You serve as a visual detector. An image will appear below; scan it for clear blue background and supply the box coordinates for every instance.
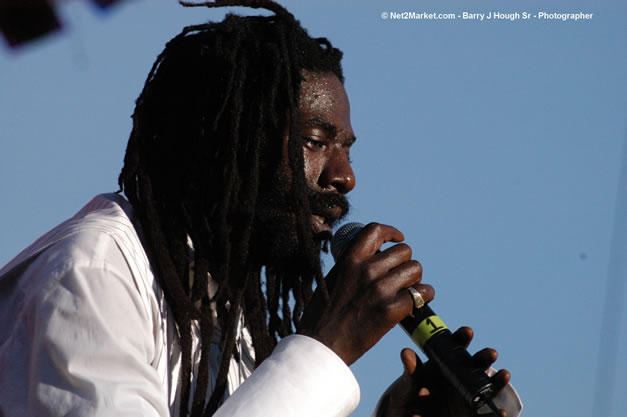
[1,1,625,416]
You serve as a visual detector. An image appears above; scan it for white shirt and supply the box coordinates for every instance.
[0,193,359,417]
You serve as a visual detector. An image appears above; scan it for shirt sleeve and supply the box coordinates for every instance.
[0,233,170,417]
[215,335,360,417]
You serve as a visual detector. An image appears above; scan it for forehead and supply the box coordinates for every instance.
[298,72,352,130]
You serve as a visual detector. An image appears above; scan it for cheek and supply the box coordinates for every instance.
[303,150,324,189]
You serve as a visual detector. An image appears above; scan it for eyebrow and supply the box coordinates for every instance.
[304,116,336,136]
[303,116,357,146]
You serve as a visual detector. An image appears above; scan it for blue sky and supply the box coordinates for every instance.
[1,1,625,416]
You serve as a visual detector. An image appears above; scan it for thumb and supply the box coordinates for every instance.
[400,348,421,377]
[400,348,436,406]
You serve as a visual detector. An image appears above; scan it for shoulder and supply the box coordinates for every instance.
[50,193,152,280]
[2,193,150,280]
[0,196,172,416]
[0,193,162,334]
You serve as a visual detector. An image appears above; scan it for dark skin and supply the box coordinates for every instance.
[292,72,511,416]
[376,328,511,417]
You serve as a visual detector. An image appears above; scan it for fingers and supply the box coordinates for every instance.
[399,348,434,397]
[470,346,511,391]
[457,333,511,391]
[387,282,434,319]
[343,223,428,317]
[400,347,421,376]
[490,369,511,392]
[473,347,498,368]
[365,242,414,280]
[410,284,434,305]
[398,347,510,417]
[451,326,473,349]
[375,257,422,296]
[466,340,511,398]
[345,223,405,261]
[316,222,437,364]
[373,258,433,320]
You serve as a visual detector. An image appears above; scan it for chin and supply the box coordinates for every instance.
[253,220,329,275]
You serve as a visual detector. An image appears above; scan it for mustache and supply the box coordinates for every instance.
[308,190,350,222]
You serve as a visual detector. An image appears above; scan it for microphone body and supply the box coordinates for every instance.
[331,222,498,413]
[400,304,495,408]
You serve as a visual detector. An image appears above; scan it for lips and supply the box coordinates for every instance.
[311,214,330,235]
[307,189,350,238]
[311,205,343,236]
[312,214,326,224]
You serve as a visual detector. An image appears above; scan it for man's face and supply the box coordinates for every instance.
[299,71,356,237]
[254,71,356,265]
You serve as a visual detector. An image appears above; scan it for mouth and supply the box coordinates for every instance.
[311,205,343,237]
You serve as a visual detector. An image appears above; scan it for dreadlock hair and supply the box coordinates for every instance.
[117,1,344,416]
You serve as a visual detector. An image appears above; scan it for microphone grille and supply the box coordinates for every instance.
[331,222,365,261]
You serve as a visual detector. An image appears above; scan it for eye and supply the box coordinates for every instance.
[302,136,325,149]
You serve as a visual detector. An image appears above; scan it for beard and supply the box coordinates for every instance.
[251,175,350,271]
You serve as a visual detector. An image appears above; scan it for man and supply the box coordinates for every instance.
[0,1,521,416]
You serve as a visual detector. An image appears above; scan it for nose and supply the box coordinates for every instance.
[320,149,356,195]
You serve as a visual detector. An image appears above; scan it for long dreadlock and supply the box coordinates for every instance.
[117,1,344,416]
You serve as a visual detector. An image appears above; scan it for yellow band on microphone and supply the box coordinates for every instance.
[411,315,448,348]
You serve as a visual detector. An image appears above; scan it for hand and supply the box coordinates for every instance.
[374,327,511,417]
[299,222,434,365]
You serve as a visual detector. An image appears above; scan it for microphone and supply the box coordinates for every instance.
[331,222,501,416]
